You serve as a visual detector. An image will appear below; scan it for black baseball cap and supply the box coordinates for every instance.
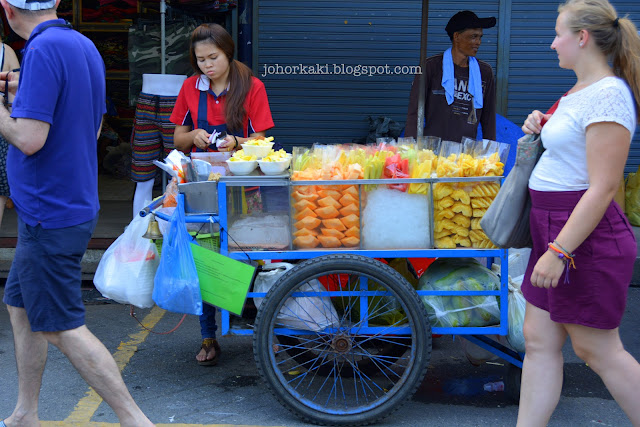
[445,10,496,39]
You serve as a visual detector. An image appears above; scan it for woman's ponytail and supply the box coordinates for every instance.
[612,18,640,119]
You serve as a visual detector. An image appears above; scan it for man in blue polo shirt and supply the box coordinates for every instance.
[0,0,154,426]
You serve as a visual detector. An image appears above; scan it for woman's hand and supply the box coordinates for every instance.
[216,135,237,152]
[192,129,212,151]
[530,250,565,288]
[522,110,552,135]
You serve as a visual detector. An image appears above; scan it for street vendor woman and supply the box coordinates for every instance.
[405,10,497,142]
[169,23,274,366]
[170,23,274,154]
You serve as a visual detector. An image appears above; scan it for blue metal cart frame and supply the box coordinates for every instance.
[142,176,525,425]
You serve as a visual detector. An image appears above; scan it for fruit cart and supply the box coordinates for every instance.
[142,174,524,426]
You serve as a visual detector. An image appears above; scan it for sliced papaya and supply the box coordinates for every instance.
[296,185,317,195]
[324,184,342,191]
[294,207,317,220]
[339,204,359,217]
[318,235,342,248]
[340,214,359,229]
[342,185,359,198]
[293,235,320,249]
[317,196,342,210]
[293,227,318,237]
[294,216,321,230]
[317,189,342,200]
[339,193,359,207]
[315,205,340,219]
[322,218,347,231]
[293,199,317,211]
[292,191,319,202]
[344,226,360,238]
[341,236,360,247]
[321,228,345,239]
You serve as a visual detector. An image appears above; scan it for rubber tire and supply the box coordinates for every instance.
[253,254,432,426]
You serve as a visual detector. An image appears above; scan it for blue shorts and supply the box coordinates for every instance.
[3,215,98,332]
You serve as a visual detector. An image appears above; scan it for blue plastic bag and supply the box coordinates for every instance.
[153,195,203,315]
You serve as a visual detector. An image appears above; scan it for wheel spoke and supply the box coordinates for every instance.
[255,255,431,423]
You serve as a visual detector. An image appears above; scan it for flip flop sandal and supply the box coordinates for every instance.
[197,338,221,366]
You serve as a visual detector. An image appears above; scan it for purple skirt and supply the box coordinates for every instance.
[521,189,636,329]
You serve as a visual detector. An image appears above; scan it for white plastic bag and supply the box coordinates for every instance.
[254,263,339,332]
[491,248,531,279]
[507,275,526,353]
[94,214,159,308]
[253,263,294,310]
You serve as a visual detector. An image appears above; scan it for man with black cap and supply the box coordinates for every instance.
[405,10,497,142]
[0,0,154,426]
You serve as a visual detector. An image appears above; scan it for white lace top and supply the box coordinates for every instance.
[529,77,637,191]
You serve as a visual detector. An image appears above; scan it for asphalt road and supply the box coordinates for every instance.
[1,285,639,427]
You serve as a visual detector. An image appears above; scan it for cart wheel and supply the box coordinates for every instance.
[506,364,522,403]
[253,254,431,426]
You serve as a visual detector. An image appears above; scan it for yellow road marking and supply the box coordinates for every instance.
[43,424,271,427]
[63,306,166,424]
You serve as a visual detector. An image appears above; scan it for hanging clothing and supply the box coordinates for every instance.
[130,93,180,182]
[127,18,198,106]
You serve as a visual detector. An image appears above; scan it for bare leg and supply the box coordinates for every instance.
[43,325,154,427]
[133,179,154,219]
[4,305,48,427]
[567,324,640,426]
[516,303,568,427]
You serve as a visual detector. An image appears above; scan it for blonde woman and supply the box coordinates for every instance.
[518,0,640,425]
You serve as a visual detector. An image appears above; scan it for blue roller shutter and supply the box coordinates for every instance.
[257,1,500,149]
[506,0,640,173]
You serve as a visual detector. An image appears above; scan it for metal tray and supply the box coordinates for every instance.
[220,170,290,186]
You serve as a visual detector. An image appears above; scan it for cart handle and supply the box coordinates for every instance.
[139,195,166,217]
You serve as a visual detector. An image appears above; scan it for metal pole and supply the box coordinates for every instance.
[416,0,429,138]
[160,0,167,190]
[160,0,166,74]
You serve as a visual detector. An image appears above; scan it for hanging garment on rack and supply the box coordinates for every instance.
[93,34,129,70]
[82,3,137,22]
[128,18,198,106]
[130,93,180,182]
[172,0,237,14]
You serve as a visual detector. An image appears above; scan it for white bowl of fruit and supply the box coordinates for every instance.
[258,149,292,175]
[226,149,258,175]
[241,136,275,159]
